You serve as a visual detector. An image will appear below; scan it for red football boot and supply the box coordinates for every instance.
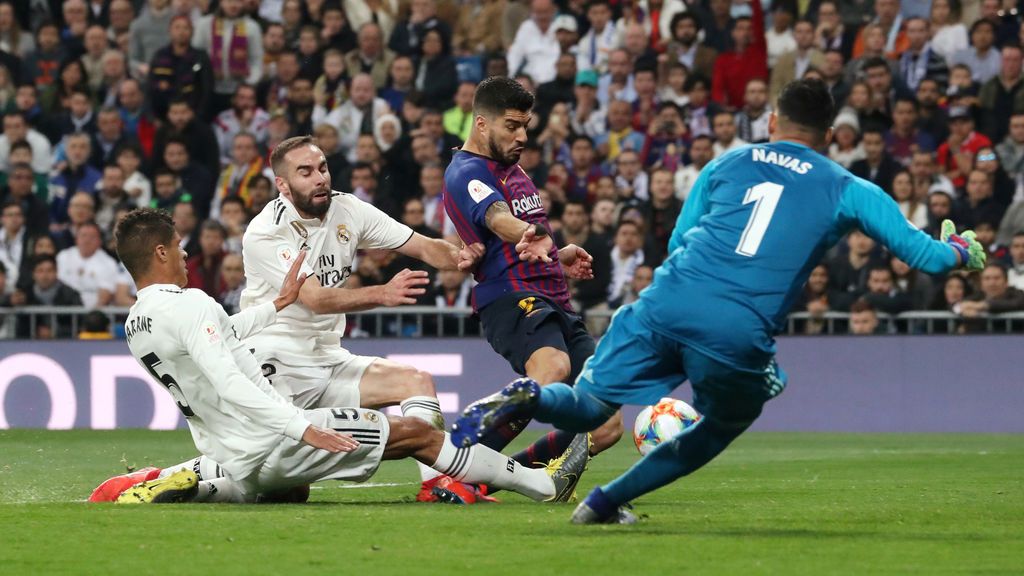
[88,467,161,502]
[426,476,501,504]
[416,475,449,502]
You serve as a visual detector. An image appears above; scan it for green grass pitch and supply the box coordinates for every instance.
[1,430,1021,575]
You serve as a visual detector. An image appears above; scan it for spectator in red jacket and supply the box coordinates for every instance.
[185,220,226,298]
[711,0,767,110]
[937,105,992,188]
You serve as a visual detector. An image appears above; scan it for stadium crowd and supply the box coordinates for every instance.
[0,0,1023,339]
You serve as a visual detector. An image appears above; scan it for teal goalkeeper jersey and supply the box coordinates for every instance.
[633,141,958,370]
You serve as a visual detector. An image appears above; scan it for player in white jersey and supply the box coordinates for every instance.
[240,135,493,500]
[90,136,489,503]
[107,208,587,504]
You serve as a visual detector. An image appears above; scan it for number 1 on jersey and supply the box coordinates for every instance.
[736,182,784,257]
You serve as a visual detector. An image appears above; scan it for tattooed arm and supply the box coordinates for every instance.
[484,201,554,263]
[484,201,544,243]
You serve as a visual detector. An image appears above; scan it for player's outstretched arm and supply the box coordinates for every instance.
[179,295,313,442]
[396,233,485,271]
[842,178,975,274]
[484,200,540,242]
[299,267,431,312]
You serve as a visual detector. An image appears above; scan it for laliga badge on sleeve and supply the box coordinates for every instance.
[468,179,497,204]
[204,323,220,343]
[277,244,294,266]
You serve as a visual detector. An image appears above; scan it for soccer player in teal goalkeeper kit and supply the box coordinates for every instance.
[450,79,987,524]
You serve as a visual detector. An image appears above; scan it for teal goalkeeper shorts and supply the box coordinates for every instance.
[575,304,787,426]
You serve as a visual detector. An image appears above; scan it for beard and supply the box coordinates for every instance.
[487,134,522,166]
[291,184,331,217]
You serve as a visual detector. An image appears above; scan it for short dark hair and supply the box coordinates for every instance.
[473,76,534,118]
[32,253,57,272]
[984,261,1008,278]
[570,134,594,147]
[164,135,189,150]
[153,167,176,181]
[868,264,894,279]
[564,199,587,211]
[894,97,919,112]
[683,72,710,92]
[616,219,642,234]
[221,195,246,211]
[10,140,33,155]
[270,135,315,176]
[670,11,701,34]
[776,79,836,137]
[861,126,886,139]
[200,219,227,238]
[79,220,103,236]
[115,208,177,278]
[81,310,111,334]
[969,18,996,37]
[114,142,142,159]
[850,298,876,314]
[862,56,890,73]
[3,110,27,125]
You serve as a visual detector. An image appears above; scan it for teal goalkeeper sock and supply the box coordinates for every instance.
[602,417,749,505]
[535,383,617,432]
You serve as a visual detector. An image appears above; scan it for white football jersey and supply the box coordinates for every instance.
[126,284,311,479]
[240,192,413,364]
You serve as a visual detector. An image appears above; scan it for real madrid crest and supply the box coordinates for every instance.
[336,224,350,243]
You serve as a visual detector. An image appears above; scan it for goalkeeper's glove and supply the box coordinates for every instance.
[940,219,986,271]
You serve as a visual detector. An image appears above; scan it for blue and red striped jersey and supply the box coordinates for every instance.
[443,149,572,312]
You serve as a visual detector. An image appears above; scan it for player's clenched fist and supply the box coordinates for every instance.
[379,268,429,306]
[302,425,360,453]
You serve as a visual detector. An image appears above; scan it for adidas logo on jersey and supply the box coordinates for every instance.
[751,148,813,175]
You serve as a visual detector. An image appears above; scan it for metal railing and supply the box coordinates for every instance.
[1,306,1023,339]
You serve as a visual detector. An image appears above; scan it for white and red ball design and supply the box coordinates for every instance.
[633,398,702,456]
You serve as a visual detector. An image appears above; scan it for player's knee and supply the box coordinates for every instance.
[409,369,436,396]
[527,350,572,384]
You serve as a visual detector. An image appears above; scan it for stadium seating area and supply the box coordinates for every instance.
[1,0,1024,339]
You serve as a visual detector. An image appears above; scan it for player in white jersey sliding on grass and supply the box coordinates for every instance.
[91,136,513,504]
[107,208,587,504]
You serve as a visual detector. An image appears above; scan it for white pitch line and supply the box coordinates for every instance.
[311,482,417,490]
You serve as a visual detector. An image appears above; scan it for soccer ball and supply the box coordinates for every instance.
[632,398,701,456]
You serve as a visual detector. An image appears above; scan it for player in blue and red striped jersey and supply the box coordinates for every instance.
[444,77,624,499]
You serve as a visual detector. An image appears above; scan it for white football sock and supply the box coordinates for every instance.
[429,433,555,501]
[191,478,247,503]
[157,456,223,480]
[401,396,445,483]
